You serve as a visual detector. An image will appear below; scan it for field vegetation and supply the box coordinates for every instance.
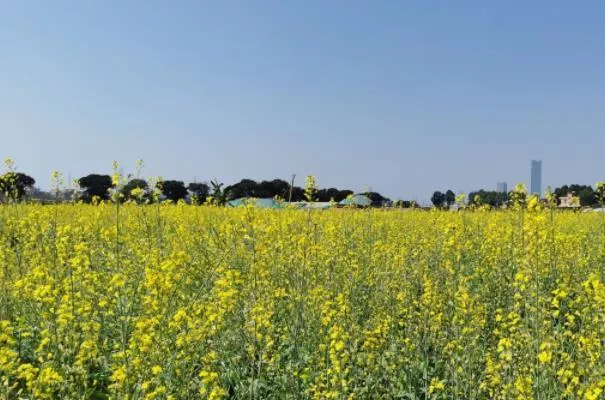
[1,192,604,399]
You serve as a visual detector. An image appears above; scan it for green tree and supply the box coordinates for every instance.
[445,190,456,207]
[121,178,149,202]
[317,188,354,202]
[157,180,188,203]
[258,179,291,198]
[468,190,507,207]
[431,191,446,208]
[284,186,305,202]
[223,177,354,203]
[225,179,258,199]
[0,172,36,202]
[578,188,596,207]
[393,200,415,208]
[210,180,228,205]
[78,174,113,202]
[553,184,596,207]
[187,182,210,204]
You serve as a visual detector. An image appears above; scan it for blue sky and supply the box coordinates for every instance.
[1,1,604,201]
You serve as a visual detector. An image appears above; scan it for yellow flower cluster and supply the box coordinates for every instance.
[0,202,603,398]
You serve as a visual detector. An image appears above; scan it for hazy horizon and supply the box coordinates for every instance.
[2,1,604,201]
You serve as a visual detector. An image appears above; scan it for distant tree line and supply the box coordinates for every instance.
[70,175,390,205]
[432,184,605,209]
[223,178,366,203]
[553,184,601,207]
[1,165,602,209]
[75,174,211,204]
[468,190,508,207]
[392,200,419,208]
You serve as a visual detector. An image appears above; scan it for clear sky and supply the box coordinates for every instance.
[1,1,604,201]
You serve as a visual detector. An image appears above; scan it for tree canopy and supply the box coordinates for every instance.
[316,188,354,202]
[553,184,597,207]
[0,172,36,202]
[224,179,369,203]
[468,190,508,207]
[431,189,456,208]
[78,174,113,202]
[393,200,418,208]
[187,182,210,203]
[121,178,149,201]
[431,191,446,208]
[445,190,456,207]
[157,180,188,203]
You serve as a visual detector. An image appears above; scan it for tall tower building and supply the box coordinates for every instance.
[497,182,507,194]
[530,160,542,197]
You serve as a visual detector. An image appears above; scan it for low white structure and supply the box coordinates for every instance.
[558,193,580,208]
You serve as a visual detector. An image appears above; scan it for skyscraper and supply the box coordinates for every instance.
[497,182,507,194]
[530,160,542,197]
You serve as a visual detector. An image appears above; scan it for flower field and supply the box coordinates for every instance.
[0,204,604,399]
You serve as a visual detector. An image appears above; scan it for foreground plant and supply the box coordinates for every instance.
[0,201,603,399]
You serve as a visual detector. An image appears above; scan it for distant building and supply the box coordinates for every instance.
[530,160,542,197]
[559,193,580,208]
[496,182,507,194]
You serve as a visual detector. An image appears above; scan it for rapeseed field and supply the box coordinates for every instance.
[0,202,604,399]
